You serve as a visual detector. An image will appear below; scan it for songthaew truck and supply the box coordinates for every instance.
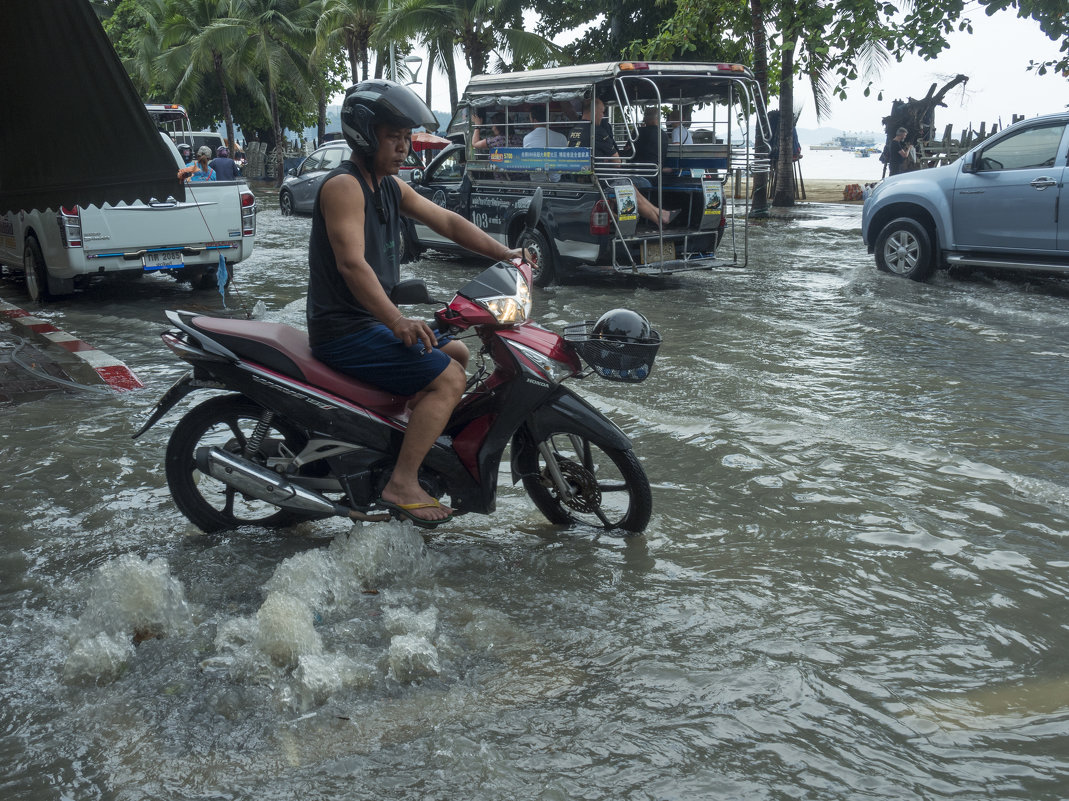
[403,61,770,285]
[0,104,256,301]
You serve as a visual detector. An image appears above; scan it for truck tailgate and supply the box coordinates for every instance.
[82,186,243,253]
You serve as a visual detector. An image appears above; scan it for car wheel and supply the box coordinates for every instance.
[874,217,935,281]
[524,228,557,288]
[279,189,295,216]
[23,235,52,302]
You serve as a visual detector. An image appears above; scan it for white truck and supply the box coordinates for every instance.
[0,104,257,301]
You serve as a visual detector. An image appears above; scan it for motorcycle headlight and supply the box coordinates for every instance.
[480,274,532,324]
[510,341,576,383]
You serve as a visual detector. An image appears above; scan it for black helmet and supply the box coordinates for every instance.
[341,79,438,158]
[593,308,653,343]
[177,142,192,160]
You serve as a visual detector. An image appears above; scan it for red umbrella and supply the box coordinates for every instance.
[411,131,451,153]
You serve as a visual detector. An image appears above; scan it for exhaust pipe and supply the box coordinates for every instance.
[195,446,389,521]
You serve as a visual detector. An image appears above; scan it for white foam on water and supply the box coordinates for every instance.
[63,554,193,682]
[388,634,441,683]
[256,593,323,668]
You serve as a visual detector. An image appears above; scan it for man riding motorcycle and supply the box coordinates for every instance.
[307,79,528,528]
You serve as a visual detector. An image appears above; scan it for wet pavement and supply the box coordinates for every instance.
[3,190,1069,801]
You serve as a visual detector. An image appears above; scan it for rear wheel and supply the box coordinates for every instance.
[165,395,317,533]
[279,189,295,216]
[874,217,935,281]
[518,428,651,533]
[23,236,52,302]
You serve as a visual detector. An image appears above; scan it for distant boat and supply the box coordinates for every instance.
[855,149,869,157]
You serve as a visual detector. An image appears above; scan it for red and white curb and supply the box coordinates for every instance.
[0,299,144,391]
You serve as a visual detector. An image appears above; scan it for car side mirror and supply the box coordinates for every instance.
[390,278,434,305]
[960,152,976,174]
[287,168,297,177]
[409,169,424,184]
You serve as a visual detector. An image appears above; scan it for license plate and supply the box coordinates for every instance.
[142,250,184,270]
[643,240,676,264]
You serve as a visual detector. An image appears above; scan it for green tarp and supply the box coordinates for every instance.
[0,0,184,215]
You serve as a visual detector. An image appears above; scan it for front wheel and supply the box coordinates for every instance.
[518,428,651,533]
[279,189,295,216]
[165,395,317,533]
[874,217,935,281]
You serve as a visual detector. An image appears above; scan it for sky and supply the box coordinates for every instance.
[390,7,1065,136]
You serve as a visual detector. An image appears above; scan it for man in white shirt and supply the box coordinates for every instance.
[668,109,693,145]
[523,105,568,181]
[523,105,568,148]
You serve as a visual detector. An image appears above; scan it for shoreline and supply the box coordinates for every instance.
[791,177,873,204]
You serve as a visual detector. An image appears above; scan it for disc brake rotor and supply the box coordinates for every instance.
[542,459,601,513]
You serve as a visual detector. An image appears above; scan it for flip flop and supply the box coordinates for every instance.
[375,497,454,530]
[665,208,682,226]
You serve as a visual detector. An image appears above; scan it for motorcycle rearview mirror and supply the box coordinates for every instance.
[524,188,543,235]
[518,187,543,254]
[390,279,436,305]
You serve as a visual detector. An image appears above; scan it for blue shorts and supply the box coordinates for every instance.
[311,324,455,396]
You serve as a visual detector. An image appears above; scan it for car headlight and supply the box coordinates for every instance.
[480,274,532,324]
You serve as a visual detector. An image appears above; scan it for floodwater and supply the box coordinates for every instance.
[2,189,1069,800]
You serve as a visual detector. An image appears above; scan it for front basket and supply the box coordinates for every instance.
[564,321,662,383]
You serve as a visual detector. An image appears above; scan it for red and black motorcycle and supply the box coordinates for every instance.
[134,193,662,534]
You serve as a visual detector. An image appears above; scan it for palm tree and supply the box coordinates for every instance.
[218,0,316,185]
[158,0,245,152]
[315,0,387,82]
[381,0,563,110]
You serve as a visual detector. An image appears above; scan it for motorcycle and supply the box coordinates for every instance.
[134,191,662,534]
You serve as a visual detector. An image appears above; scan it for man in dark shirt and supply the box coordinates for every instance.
[308,80,528,527]
[568,99,679,226]
[880,127,911,176]
[632,107,671,173]
[209,146,240,180]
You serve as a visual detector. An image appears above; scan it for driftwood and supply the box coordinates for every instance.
[881,74,969,143]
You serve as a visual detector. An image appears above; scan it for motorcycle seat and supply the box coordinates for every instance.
[189,316,410,416]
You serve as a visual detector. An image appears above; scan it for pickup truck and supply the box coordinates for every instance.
[405,62,769,286]
[862,112,1068,282]
[0,118,257,301]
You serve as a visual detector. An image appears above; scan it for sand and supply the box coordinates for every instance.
[794,178,869,204]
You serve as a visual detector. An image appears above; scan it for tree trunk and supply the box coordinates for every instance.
[880,74,968,143]
[317,84,327,145]
[771,37,796,207]
[214,53,236,155]
[445,48,458,112]
[749,0,770,215]
[346,32,360,83]
[270,86,285,188]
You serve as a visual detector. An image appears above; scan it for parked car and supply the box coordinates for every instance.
[278,142,424,216]
[862,112,1069,282]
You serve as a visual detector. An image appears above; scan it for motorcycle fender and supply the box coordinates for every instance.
[509,387,632,483]
[131,370,198,440]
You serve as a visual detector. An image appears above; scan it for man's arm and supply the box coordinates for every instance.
[320,173,435,351]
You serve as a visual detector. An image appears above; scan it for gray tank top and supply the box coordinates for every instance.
[306,161,402,346]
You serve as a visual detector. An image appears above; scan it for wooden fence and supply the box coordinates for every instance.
[916,115,1025,168]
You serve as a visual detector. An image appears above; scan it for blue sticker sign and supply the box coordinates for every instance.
[488,147,592,173]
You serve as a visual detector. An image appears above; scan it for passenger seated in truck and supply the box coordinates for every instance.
[568,99,680,226]
[632,107,673,175]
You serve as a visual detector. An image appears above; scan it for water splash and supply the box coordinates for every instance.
[64,554,193,682]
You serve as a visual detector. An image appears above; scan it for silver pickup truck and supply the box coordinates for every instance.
[862,112,1068,282]
[0,105,257,301]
